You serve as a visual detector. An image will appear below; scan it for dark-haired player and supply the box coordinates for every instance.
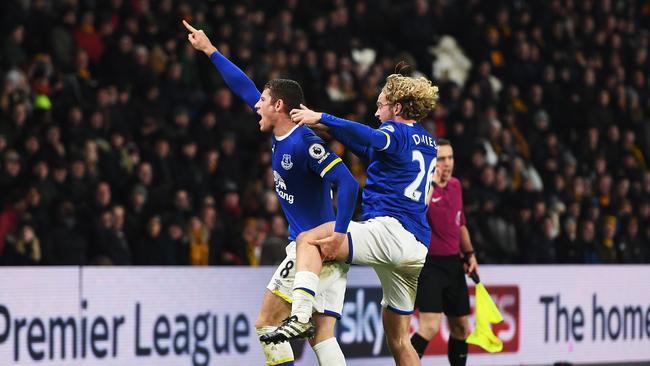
[184,20,358,366]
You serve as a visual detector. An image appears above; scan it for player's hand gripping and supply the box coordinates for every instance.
[290,104,323,126]
[182,20,217,56]
[310,232,346,261]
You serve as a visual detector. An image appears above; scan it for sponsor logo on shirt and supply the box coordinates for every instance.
[273,170,294,204]
[380,125,395,133]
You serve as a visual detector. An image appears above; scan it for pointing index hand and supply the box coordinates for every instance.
[182,19,199,33]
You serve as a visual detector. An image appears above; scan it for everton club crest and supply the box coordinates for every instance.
[281,154,293,170]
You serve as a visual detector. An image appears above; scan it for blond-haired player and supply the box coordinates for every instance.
[262,74,439,366]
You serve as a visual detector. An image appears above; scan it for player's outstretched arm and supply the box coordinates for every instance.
[183,20,260,109]
[319,113,390,151]
[291,105,374,158]
[292,104,389,150]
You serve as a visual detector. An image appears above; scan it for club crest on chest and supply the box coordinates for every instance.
[281,154,293,170]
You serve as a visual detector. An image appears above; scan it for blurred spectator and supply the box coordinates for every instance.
[579,220,599,264]
[92,209,131,265]
[597,216,619,264]
[617,216,646,263]
[555,217,582,264]
[44,200,88,265]
[524,215,557,264]
[4,224,41,265]
[188,216,209,266]
[261,214,289,266]
[132,215,175,265]
[167,219,189,265]
[200,204,224,265]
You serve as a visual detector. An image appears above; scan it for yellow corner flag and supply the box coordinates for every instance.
[466,279,504,353]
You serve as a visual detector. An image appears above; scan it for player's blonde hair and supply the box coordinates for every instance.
[381,74,440,121]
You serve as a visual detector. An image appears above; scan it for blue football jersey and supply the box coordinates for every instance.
[272,125,344,241]
[361,121,438,246]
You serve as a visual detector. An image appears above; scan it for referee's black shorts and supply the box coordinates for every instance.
[415,254,470,316]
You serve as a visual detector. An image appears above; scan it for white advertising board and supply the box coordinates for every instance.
[0,266,648,365]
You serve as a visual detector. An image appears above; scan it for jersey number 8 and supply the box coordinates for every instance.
[280,260,294,278]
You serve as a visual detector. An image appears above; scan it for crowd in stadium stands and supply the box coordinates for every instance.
[1,0,649,266]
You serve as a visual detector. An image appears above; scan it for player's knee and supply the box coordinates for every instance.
[418,322,440,340]
[449,322,469,340]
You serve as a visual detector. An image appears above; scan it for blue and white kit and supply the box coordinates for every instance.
[321,113,438,313]
[209,51,358,317]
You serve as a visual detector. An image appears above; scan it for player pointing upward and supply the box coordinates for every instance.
[263,72,439,365]
[184,20,358,366]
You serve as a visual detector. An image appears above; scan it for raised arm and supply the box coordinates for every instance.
[183,20,260,109]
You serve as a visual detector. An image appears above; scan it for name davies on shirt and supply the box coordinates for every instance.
[411,133,436,148]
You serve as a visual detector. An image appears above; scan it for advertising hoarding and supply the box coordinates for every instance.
[0,266,648,365]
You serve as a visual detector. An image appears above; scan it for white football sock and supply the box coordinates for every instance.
[313,337,346,366]
[291,271,319,323]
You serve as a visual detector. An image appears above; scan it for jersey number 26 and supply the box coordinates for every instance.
[404,150,436,203]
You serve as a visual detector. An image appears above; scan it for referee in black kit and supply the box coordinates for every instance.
[410,139,479,366]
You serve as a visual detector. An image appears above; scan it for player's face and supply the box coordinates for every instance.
[254,88,276,132]
[436,145,454,181]
[374,92,395,122]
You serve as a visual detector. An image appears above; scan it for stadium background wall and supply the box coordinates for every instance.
[0,266,649,366]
